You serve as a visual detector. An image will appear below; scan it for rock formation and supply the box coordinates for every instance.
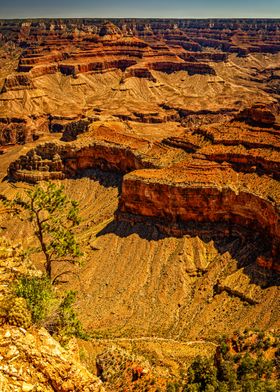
[0,19,278,80]
[0,18,279,350]
[118,161,280,272]
[1,19,280,145]
[0,326,104,391]
[0,237,104,391]
[237,104,276,125]
[0,116,48,146]
[7,110,280,272]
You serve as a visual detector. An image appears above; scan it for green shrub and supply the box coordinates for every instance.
[14,275,54,323]
[13,275,88,344]
[237,353,256,380]
[51,290,89,344]
[187,356,218,391]
[218,360,237,389]
[166,382,180,392]
[220,341,229,356]
[184,384,200,392]
[217,381,230,392]
[166,382,176,392]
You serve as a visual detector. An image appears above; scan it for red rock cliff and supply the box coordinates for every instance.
[118,162,280,272]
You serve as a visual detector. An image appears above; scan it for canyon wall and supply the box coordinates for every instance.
[1,18,280,82]
[1,18,280,274]
[7,112,280,272]
[118,164,280,271]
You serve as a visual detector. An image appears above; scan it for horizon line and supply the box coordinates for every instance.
[1,17,280,20]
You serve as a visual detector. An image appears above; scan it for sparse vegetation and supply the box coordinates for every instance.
[14,274,54,323]
[50,289,90,343]
[3,182,83,284]
[183,330,280,392]
[12,273,88,344]
[93,330,280,391]
[0,182,88,343]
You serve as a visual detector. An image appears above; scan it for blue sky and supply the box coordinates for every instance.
[0,0,279,19]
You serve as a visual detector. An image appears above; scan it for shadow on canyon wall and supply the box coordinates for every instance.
[6,169,280,289]
[74,168,123,191]
[97,217,280,289]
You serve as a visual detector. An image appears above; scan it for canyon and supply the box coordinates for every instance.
[0,18,279,382]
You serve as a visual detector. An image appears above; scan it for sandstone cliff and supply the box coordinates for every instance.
[0,326,104,392]
[118,161,280,272]
[7,110,280,273]
[0,18,279,349]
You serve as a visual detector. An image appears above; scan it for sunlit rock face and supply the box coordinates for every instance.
[0,18,280,342]
[118,162,280,272]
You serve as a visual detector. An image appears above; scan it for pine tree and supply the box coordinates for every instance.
[5,182,82,284]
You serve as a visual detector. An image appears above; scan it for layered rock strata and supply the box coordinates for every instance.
[7,114,280,272]
[8,125,183,181]
[1,18,280,275]
[1,19,280,138]
[117,161,280,271]
[0,116,48,145]
[0,326,104,391]
[1,18,280,82]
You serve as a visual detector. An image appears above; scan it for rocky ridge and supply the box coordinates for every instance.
[7,104,280,272]
[0,237,104,391]
[0,326,104,392]
[0,18,279,345]
[0,19,280,143]
[1,19,280,80]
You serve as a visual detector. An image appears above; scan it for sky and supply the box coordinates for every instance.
[0,0,280,19]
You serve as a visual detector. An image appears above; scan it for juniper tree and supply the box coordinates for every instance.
[5,182,82,284]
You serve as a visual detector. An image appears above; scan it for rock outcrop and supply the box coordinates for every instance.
[237,104,276,125]
[117,161,280,271]
[7,113,280,272]
[0,116,48,146]
[1,19,280,142]
[0,237,104,391]
[0,326,104,391]
[1,73,34,92]
[7,125,162,181]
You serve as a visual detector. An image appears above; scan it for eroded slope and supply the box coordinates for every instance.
[0,19,279,342]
